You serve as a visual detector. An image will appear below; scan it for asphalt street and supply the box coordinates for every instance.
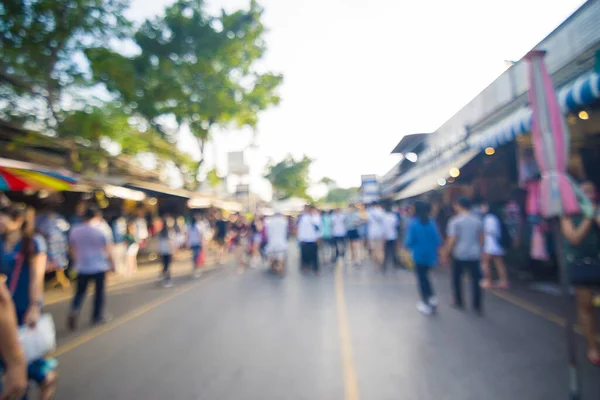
[44,245,600,400]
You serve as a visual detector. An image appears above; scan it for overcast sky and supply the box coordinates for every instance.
[127,0,586,199]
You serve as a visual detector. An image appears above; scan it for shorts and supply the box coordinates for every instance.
[369,238,385,249]
[347,229,360,241]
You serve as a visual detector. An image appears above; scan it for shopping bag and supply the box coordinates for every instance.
[196,249,206,267]
[399,249,414,270]
[18,314,56,363]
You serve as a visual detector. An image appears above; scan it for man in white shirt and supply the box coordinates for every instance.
[383,204,400,270]
[367,202,386,269]
[297,205,322,274]
[265,209,289,275]
[331,208,347,263]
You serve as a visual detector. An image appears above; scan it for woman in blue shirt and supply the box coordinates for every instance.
[1,207,58,399]
[404,201,442,316]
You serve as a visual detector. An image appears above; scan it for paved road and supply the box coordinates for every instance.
[46,245,600,399]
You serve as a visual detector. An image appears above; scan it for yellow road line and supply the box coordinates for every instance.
[489,289,567,327]
[489,288,600,344]
[335,265,360,400]
[51,277,207,357]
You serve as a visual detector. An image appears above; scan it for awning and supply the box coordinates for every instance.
[125,181,191,198]
[390,133,429,154]
[103,185,146,202]
[470,71,600,149]
[394,150,479,201]
[0,157,78,192]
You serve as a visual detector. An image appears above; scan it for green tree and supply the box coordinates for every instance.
[206,168,223,188]
[87,0,283,179]
[323,187,359,206]
[265,155,312,200]
[0,0,188,175]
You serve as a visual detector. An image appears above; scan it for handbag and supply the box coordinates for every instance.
[568,257,600,287]
[9,253,57,363]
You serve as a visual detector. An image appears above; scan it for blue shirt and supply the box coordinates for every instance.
[1,235,47,325]
[404,218,441,267]
[321,215,332,239]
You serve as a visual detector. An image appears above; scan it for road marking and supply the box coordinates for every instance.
[489,288,600,344]
[489,289,567,327]
[51,277,208,357]
[335,265,360,400]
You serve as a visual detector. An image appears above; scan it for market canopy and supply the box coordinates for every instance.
[470,71,600,150]
[0,158,77,192]
[394,150,479,201]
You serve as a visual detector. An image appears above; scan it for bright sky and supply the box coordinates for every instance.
[127,0,587,200]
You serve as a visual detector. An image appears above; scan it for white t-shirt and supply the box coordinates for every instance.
[266,215,289,253]
[367,207,385,240]
[297,213,321,242]
[331,212,347,237]
[383,212,399,241]
[483,214,505,256]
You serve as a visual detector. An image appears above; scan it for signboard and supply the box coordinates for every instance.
[361,175,380,203]
[227,151,249,175]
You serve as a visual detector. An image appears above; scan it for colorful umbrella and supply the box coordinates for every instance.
[526,50,584,400]
[526,50,581,217]
[0,158,77,192]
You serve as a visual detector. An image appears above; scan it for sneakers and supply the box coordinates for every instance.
[428,296,439,308]
[417,302,433,316]
[162,279,174,288]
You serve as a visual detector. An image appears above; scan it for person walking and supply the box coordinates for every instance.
[331,208,347,264]
[404,201,442,315]
[297,205,321,275]
[383,203,400,270]
[321,210,334,264]
[231,214,250,274]
[367,202,386,270]
[561,181,600,365]
[187,216,204,278]
[213,210,228,265]
[481,202,510,289]
[0,277,27,400]
[265,209,289,275]
[345,205,363,266]
[442,198,484,315]
[68,207,115,330]
[158,217,176,288]
[1,207,58,399]
[123,221,139,277]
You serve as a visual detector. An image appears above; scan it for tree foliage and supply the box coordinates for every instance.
[0,0,282,187]
[0,0,130,133]
[87,0,283,176]
[265,155,312,200]
[322,187,359,206]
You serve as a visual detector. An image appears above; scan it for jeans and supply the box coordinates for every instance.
[191,245,201,267]
[71,271,106,321]
[333,236,346,261]
[162,254,172,279]
[384,240,399,269]
[415,264,435,303]
[452,259,482,311]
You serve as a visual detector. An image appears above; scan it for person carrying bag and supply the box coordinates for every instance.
[1,206,58,399]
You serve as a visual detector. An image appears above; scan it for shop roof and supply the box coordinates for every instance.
[390,133,429,155]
